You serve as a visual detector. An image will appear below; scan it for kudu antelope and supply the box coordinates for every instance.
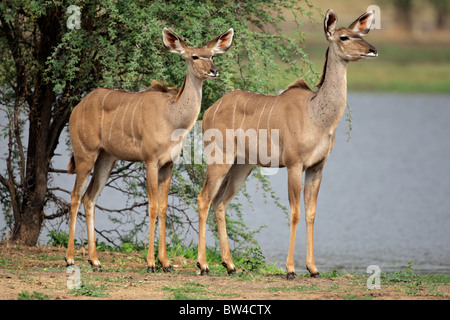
[65,28,234,271]
[197,10,377,279]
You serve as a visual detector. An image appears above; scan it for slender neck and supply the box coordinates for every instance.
[167,67,203,129]
[309,46,349,129]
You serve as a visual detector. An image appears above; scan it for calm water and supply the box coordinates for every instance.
[242,92,450,274]
[2,92,449,274]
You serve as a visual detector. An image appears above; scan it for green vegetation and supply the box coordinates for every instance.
[265,283,321,292]
[1,0,448,300]
[164,281,214,300]
[0,0,313,249]
[380,260,450,296]
[45,232,450,291]
[1,238,448,300]
[46,230,282,274]
[274,43,450,93]
[17,290,52,300]
[347,44,450,93]
[69,283,109,298]
[45,230,450,289]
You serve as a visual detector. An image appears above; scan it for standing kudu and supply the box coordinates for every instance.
[197,10,377,279]
[65,28,234,272]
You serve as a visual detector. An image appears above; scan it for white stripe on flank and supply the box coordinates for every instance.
[121,94,136,139]
[212,100,223,125]
[79,92,93,155]
[82,92,92,138]
[109,94,127,141]
[78,137,87,155]
[100,90,114,140]
[232,93,242,130]
[266,97,279,138]
[256,100,268,132]
[131,94,144,144]
[239,94,253,129]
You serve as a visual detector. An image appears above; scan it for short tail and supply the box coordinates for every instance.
[68,154,76,174]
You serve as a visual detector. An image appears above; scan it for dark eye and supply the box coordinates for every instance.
[192,56,199,60]
[340,36,350,41]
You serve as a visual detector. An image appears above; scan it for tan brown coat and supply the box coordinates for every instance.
[196,10,378,279]
[66,28,234,271]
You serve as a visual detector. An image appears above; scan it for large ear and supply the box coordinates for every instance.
[162,28,188,55]
[324,9,338,39]
[348,11,374,36]
[207,28,234,54]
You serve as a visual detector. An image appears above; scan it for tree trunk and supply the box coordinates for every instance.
[8,207,45,246]
[7,86,53,245]
[6,6,62,246]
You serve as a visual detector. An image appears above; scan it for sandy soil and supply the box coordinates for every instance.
[0,246,448,301]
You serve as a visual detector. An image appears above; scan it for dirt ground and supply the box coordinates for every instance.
[0,245,448,301]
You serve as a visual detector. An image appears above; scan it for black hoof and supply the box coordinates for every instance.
[286,272,296,280]
[227,268,237,275]
[88,260,101,271]
[222,262,236,275]
[65,258,74,267]
[163,266,173,273]
[147,266,155,273]
[197,262,209,275]
[306,266,320,278]
[201,269,209,276]
[87,259,99,267]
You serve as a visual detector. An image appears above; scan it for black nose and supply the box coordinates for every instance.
[210,68,218,76]
[370,48,378,55]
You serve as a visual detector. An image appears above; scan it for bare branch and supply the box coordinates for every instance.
[49,168,70,174]
[95,202,147,214]
[0,173,9,189]
[48,186,71,195]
